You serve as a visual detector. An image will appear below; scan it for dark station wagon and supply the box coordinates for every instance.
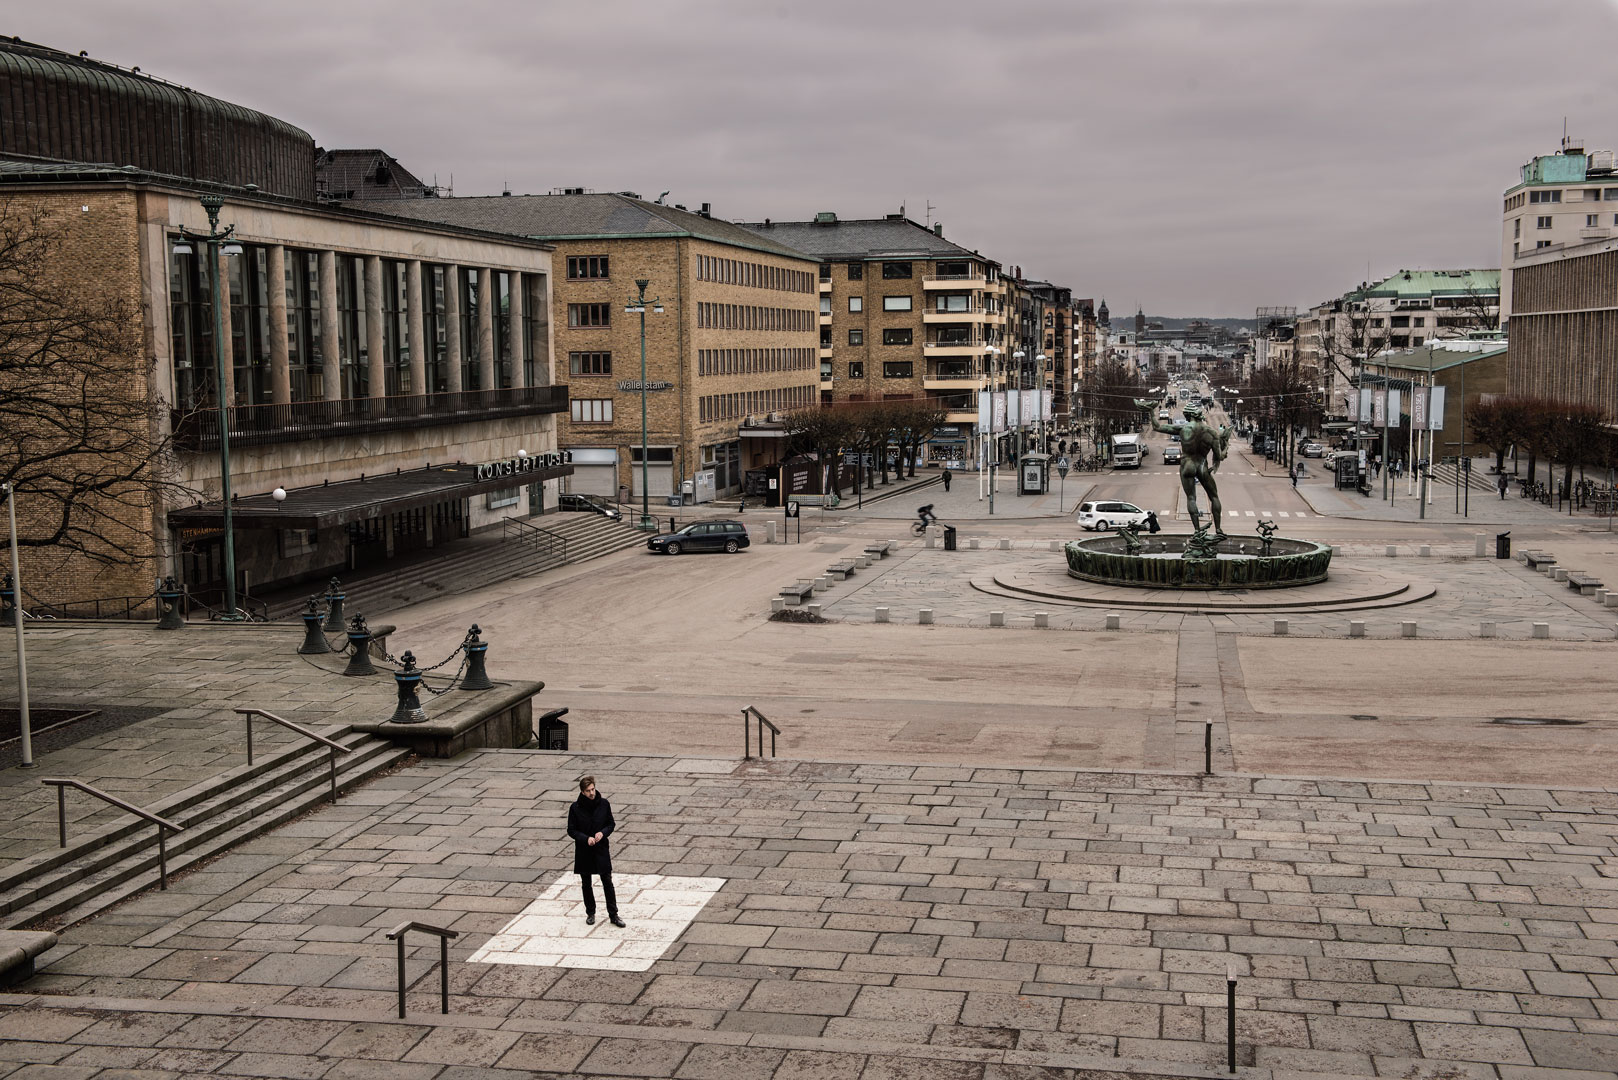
[647,520,750,555]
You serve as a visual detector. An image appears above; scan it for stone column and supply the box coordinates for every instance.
[506,273,523,390]
[216,247,236,406]
[318,250,340,401]
[265,244,291,404]
[477,266,496,392]
[365,255,385,399]
[406,259,426,396]
[443,263,463,394]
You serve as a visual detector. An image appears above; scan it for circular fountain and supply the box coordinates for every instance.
[1064,532,1332,590]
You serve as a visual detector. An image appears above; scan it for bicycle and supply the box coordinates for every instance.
[911,504,939,536]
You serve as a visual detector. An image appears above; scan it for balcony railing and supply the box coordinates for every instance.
[172,386,569,451]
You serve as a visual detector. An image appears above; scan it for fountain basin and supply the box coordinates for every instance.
[1065,534,1332,589]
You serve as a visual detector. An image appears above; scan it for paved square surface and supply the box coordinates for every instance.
[469,872,726,971]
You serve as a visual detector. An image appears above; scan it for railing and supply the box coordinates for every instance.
[184,586,271,623]
[236,708,354,803]
[43,779,185,890]
[172,385,569,451]
[502,517,567,564]
[385,921,458,1018]
[743,705,780,759]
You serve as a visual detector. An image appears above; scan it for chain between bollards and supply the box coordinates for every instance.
[322,577,345,632]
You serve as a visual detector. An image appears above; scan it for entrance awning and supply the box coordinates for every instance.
[167,462,574,531]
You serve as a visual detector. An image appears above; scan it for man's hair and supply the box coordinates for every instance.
[1182,404,1204,419]
[578,775,595,792]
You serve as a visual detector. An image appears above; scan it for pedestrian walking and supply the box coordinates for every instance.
[1145,510,1161,534]
[941,469,952,492]
[1291,462,1300,488]
[1498,472,1509,500]
[567,776,625,927]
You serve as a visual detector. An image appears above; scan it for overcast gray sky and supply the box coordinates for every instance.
[19,0,1617,314]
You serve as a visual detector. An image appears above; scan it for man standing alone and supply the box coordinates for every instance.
[567,776,625,927]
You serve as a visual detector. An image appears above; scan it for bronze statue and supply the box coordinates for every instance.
[1136,399,1233,535]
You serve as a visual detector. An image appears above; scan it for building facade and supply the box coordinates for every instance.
[1501,137,1618,320]
[1507,238,1618,415]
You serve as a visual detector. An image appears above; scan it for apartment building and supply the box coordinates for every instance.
[1501,137,1618,320]
[738,212,1005,466]
[380,194,820,502]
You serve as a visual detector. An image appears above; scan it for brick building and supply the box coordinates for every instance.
[378,194,820,502]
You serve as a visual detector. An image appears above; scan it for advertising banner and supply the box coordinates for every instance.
[1411,387,1428,432]
[992,392,1007,434]
[1358,388,1374,424]
[1019,390,1035,427]
[1371,389,1387,428]
[1426,386,1445,430]
[978,391,991,434]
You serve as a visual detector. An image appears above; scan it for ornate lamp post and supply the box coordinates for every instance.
[624,280,664,531]
[173,196,244,619]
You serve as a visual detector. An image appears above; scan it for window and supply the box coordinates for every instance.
[486,488,520,510]
[568,303,610,327]
[848,329,864,346]
[848,361,865,378]
[1607,189,1618,200]
[819,264,832,281]
[566,255,609,280]
[1537,240,1552,249]
[1589,214,1601,227]
[882,296,913,312]
[935,294,971,313]
[1413,317,1425,327]
[820,326,832,347]
[883,361,913,378]
[280,528,317,558]
[1530,190,1562,204]
[1390,316,1410,328]
[848,297,863,313]
[569,351,612,376]
[1412,337,1424,347]
[819,297,831,315]
[847,262,863,280]
[882,328,913,345]
[1513,219,1521,238]
[1537,216,1552,229]
[571,398,613,423]
[882,262,912,279]
[936,260,970,278]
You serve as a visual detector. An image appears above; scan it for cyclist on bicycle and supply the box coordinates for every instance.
[916,504,939,531]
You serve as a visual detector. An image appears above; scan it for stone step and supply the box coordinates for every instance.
[0,732,409,930]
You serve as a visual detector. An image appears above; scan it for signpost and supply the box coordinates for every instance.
[1056,456,1070,514]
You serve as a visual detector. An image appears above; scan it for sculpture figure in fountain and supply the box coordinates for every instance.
[1136,399,1232,535]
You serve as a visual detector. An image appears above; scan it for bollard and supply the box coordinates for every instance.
[297,597,332,654]
[1480,621,1497,638]
[1330,546,1340,558]
[1226,961,1238,1074]
[1607,592,1618,609]
[968,537,980,550]
[1532,622,1550,639]
[1049,540,1061,552]
[155,575,186,631]
[925,534,936,549]
[1105,613,1121,630]
[1385,545,1398,558]
[998,538,1011,550]
[0,571,15,628]
[918,608,933,625]
[1034,612,1049,628]
[989,611,1005,627]
[767,520,778,544]
[1553,567,1569,582]
[388,652,427,724]
[1273,619,1288,636]
[807,604,822,617]
[1203,719,1213,776]
[771,597,786,613]
[1596,589,1608,605]
[343,615,378,676]
[1419,545,1432,558]
[322,578,346,632]
[815,575,831,591]
[875,606,889,623]
[1400,620,1417,638]
[1475,534,1488,558]
[460,624,492,691]
[1349,620,1365,638]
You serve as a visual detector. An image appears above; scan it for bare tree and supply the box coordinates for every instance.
[1,199,189,567]
[891,398,948,478]
[1464,397,1527,474]
[783,405,858,499]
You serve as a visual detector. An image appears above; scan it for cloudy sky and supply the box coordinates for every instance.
[18,0,1616,315]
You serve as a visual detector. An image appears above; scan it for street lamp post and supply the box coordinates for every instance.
[2,482,32,768]
[625,280,664,531]
[174,196,244,619]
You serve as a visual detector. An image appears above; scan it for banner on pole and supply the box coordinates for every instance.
[978,391,991,434]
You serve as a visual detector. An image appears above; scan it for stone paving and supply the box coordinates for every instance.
[2,752,1614,1079]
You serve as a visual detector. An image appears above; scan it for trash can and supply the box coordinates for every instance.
[1495,532,1511,560]
[536,707,569,751]
[942,525,958,551]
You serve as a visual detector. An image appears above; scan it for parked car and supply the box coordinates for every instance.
[558,493,622,520]
[1077,500,1153,531]
[647,520,749,555]
[1300,442,1326,458]
[1162,444,1183,463]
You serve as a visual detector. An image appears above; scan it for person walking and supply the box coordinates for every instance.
[941,469,952,492]
[1291,461,1300,489]
[567,776,624,927]
[1498,471,1509,500]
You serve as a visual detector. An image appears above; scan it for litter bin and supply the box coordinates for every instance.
[536,707,569,751]
[1495,532,1511,560]
[942,525,958,551]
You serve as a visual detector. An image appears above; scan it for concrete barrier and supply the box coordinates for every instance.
[1034,612,1050,628]
[770,597,786,613]
[807,604,822,618]
[1532,622,1550,639]
[998,538,1011,550]
[989,611,1005,627]
[1607,592,1618,609]
[1596,589,1608,605]
[1553,568,1569,582]
[1386,545,1398,558]
[1475,534,1487,557]
[815,576,830,592]
[1331,546,1340,557]
[1401,620,1417,638]
[1104,613,1121,630]
[968,537,981,550]
[1274,619,1288,636]
[1419,545,1432,558]
[767,520,778,544]
[1349,620,1365,638]
[1480,621,1496,638]
[875,607,889,623]
[1049,540,1062,552]
[919,609,934,625]
[925,535,936,549]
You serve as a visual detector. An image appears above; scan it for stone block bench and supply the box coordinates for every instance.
[779,582,814,606]
[826,560,858,581]
[1567,571,1604,596]
[1521,550,1556,572]
[0,930,57,986]
[865,541,896,559]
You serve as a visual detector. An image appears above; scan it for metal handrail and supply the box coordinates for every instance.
[502,517,568,563]
[43,779,186,890]
[385,921,458,1017]
[235,708,354,803]
[743,705,780,759]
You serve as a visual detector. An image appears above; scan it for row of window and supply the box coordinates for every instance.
[820,259,990,282]
[816,294,992,315]
[696,347,816,376]
[695,302,815,331]
[1509,187,1618,213]
[822,328,913,346]
[571,398,613,424]
[841,362,913,379]
[566,255,609,281]
[695,254,813,294]
[698,385,816,423]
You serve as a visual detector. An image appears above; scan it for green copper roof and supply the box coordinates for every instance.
[1353,269,1499,301]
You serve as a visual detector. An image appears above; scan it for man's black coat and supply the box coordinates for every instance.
[567,793,616,875]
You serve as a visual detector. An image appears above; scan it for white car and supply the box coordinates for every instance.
[1077,500,1153,531]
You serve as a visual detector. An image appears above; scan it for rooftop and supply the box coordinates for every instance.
[736,214,994,263]
[1353,268,1500,301]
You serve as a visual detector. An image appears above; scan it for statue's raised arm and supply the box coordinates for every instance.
[1134,398,1175,436]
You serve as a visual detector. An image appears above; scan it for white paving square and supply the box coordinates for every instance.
[466,872,726,971]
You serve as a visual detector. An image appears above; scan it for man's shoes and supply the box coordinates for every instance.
[609,915,626,928]
[586,913,596,925]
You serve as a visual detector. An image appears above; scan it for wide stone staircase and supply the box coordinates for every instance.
[266,512,646,621]
[0,727,411,931]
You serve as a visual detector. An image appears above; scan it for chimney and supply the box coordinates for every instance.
[699,202,711,218]
[933,222,943,236]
